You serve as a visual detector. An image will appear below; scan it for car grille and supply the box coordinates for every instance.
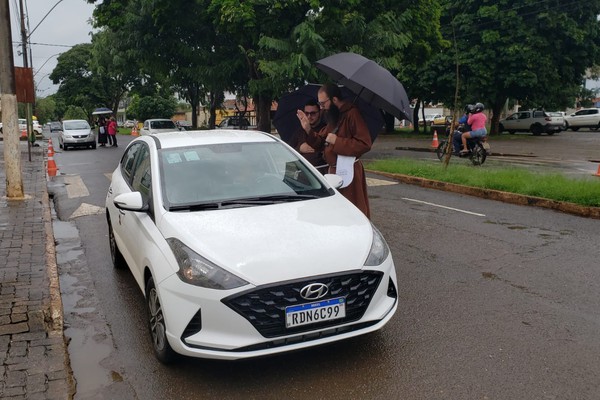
[73,135,89,139]
[222,271,383,338]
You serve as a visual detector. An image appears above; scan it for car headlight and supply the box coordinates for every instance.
[167,238,248,290]
[364,225,390,266]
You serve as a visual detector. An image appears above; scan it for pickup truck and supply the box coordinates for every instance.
[498,110,564,136]
[564,108,600,131]
[217,116,252,129]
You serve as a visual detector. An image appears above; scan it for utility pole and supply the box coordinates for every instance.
[0,0,25,198]
[19,0,34,160]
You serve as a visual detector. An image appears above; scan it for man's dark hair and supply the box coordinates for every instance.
[304,99,319,108]
[319,83,342,101]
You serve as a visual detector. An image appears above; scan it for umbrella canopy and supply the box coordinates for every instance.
[273,83,384,145]
[92,107,113,115]
[315,52,412,123]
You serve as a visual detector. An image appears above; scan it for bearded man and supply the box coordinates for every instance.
[297,83,372,218]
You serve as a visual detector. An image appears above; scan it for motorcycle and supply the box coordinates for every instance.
[435,124,490,166]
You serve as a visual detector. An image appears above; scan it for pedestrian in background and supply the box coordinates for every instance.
[98,116,108,147]
[107,116,118,147]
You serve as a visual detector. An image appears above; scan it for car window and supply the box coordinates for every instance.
[121,143,144,183]
[131,146,151,200]
[160,142,330,207]
[150,120,176,129]
[63,121,90,130]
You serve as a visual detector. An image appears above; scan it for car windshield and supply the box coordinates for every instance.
[50,122,62,130]
[160,141,332,209]
[150,120,176,129]
[63,121,89,130]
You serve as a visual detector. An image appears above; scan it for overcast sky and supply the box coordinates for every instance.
[9,0,96,96]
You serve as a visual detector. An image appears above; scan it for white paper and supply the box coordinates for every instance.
[336,155,355,188]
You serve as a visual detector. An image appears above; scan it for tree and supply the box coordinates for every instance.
[127,95,177,121]
[35,96,57,123]
[434,0,600,134]
[63,105,88,120]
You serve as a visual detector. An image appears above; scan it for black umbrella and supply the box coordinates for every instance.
[315,52,412,123]
[273,83,384,145]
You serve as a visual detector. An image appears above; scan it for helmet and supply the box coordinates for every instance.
[465,104,475,113]
[474,102,485,113]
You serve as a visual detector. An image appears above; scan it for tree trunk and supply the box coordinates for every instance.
[412,100,421,133]
[490,100,504,135]
[256,94,271,133]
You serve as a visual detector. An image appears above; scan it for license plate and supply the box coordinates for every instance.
[285,297,346,328]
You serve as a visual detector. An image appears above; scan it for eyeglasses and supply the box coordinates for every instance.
[304,111,319,116]
[318,98,330,107]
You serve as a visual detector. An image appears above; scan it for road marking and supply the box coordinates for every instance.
[64,175,89,198]
[104,173,112,181]
[69,203,106,220]
[402,197,486,216]
[367,177,398,187]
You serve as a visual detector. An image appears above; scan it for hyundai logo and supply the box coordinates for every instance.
[300,283,329,301]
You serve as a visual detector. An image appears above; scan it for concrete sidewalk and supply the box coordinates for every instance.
[0,142,73,399]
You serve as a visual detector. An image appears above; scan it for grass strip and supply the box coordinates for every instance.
[365,158,600,207]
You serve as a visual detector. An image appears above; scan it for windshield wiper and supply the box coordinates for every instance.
[221,194,319,205]
[168,203,220,211]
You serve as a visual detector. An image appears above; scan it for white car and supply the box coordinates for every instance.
[140,119,180,135]
[564,108,600,131]
[59,119,96,150]
[105,130,398,362]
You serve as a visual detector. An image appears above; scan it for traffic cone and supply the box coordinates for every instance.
[47,140,54,157]
[594,163,600,177]
[431,130,439,148]
[131,126,139,136]
[21,129,27,139]
[47,153,58,177]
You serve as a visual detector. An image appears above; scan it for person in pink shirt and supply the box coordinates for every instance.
[461,102,487,154]
[107,116,118,147]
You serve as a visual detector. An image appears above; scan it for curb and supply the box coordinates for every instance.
[394,146,537,158]
[368,170,600,220]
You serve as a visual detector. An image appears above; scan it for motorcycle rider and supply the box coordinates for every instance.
[460,102,487,155]
[453,104,474,154]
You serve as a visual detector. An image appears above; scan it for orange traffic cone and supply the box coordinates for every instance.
[47,152,58,177]
[131,126,139,136]
[431,130,439,148]
[594,164,600,177]
[21,129,27,139]
[47,140,54,157]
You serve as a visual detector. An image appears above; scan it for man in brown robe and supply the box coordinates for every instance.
[287,100,328,174]
[297,83,372,218]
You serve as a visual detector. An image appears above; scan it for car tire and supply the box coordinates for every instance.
[63,145,68,151]
[498,123,505,133]
[531,125,542,136]
[91,143,97,149]
[107,217,126,269]
[146,276,177,364]
[547,131,555,136]
[508,130,516,135]
[571,127,579,132]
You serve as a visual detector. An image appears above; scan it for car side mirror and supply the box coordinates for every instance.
[324,174,343,189]
[113,192,149,212]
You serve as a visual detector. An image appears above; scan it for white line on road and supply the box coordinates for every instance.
[402,197,486,216]
[64,175,89,198]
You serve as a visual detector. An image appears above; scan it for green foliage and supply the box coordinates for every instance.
[365,158,600,207]
[127,96,177,121]
[63,105,88,120]
[35,97,57,123]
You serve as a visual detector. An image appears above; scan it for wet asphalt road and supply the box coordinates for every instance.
[47,129,600,399]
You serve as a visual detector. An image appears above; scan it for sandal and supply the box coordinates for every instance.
[459,149,469,155]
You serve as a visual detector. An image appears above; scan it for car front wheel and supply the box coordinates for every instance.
[107,217,126,269]
[146,277,177,364]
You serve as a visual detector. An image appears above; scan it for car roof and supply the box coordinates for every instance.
[146,118,173,122]
[62,119,88,123]
[143,129,276,149]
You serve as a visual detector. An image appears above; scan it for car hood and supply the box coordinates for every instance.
[151,128,178,134]
[64,129,91,135]
[157,196,373,285]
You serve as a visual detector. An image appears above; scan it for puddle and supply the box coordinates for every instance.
[52,215,120,399]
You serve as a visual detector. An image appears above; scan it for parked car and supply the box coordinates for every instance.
[59,119,96,150]
[564,108,600,131]
[105,130,398,362]
[498,110,563,135]
[140,119,180,135]
[49,121,63,133]
[175,120,192,130]
[123,120,136,128]
[418,114,442,126]
[0,118,41,135]
[430,115,453,133]
[217,116,251,129]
